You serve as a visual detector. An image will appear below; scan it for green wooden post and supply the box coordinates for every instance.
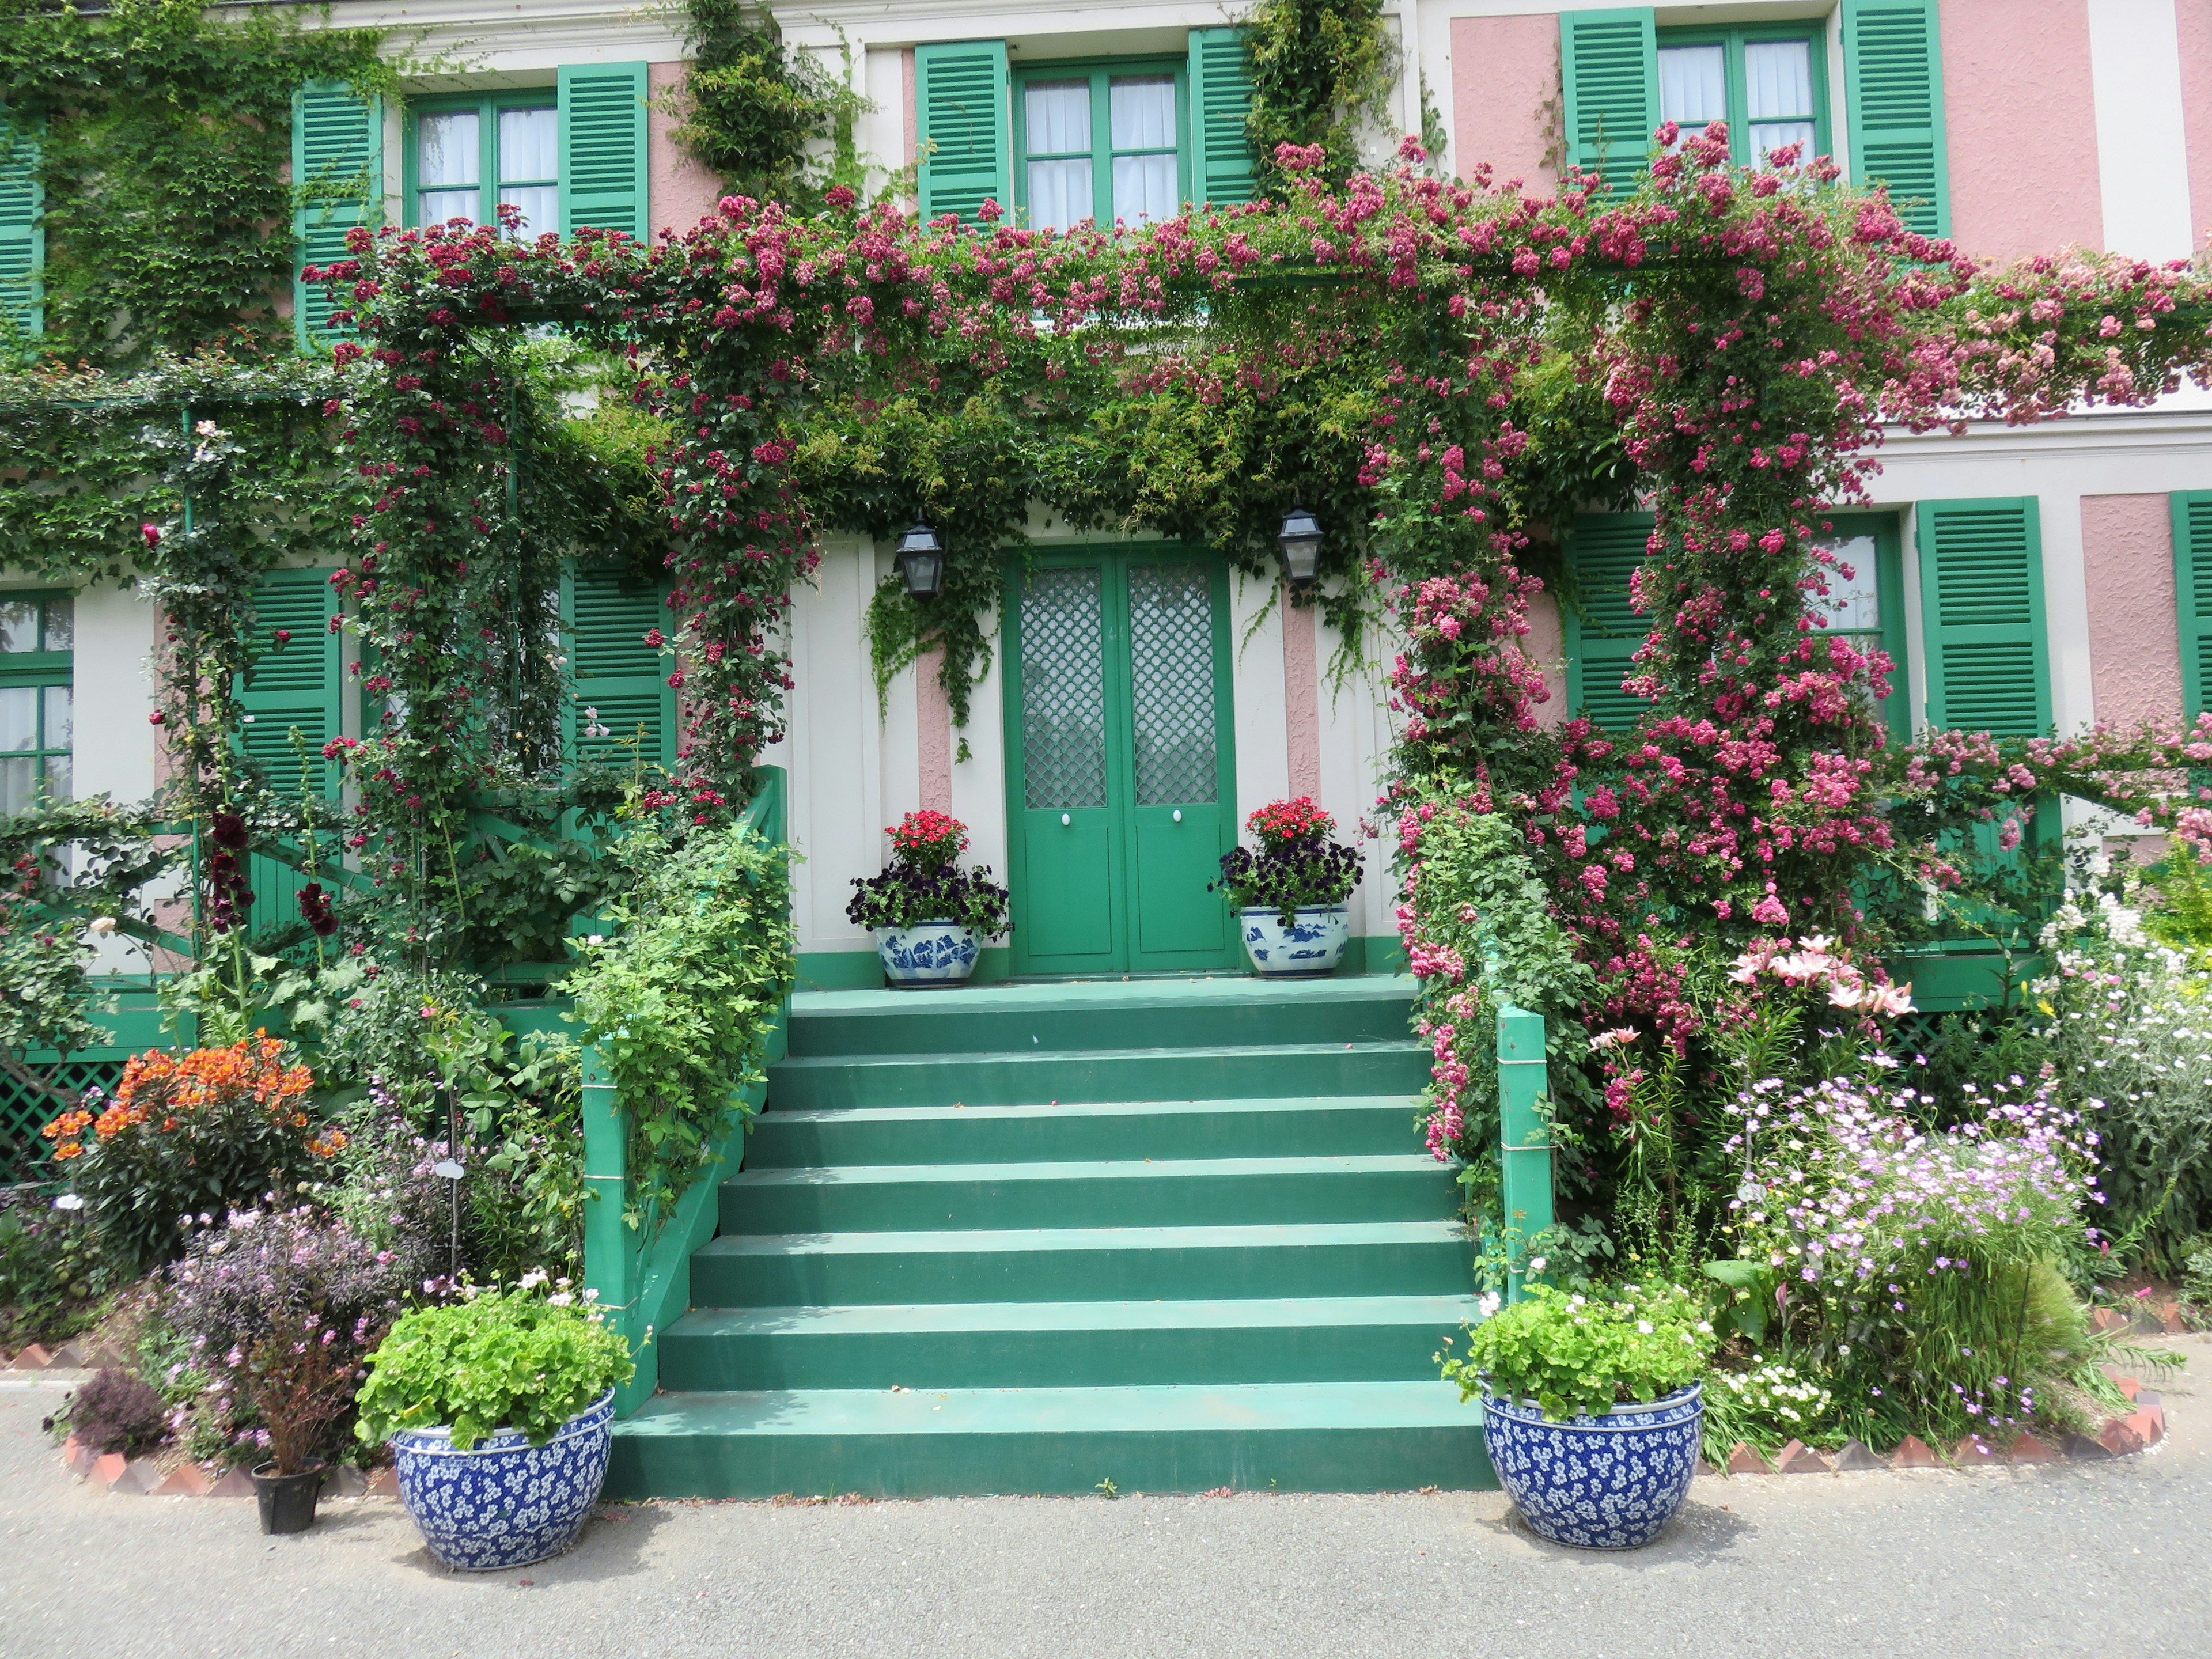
[1497,1001,1552,1304]
[580,1043,646,1409]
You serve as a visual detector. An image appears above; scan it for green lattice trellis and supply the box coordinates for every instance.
[1128,563,1218,806]
[0,1058,123,1184]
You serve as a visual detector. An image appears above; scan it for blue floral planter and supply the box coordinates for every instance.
[876,920,980,987]
[1482,1383,1703,1549]
[391,1389,616,1571]
[1239,905,1350,976]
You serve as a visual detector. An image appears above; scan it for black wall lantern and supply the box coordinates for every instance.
[895,521,945,599]
[1277,505,1323,588]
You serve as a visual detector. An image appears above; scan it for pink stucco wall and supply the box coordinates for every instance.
[1449,14,1559,195]
[916,645,954,813]
[2082,493,2183,728]
[2180,0,2212,253]
[649,63,728,239]
[1282,597,1321,799]
[1940,0,2103,262]
[1525,587,1566,729]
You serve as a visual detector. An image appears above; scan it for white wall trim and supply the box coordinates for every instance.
[2086,0,2195,262]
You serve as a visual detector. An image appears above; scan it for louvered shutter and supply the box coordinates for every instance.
[0,107,43,340]
[1559,9,1657,198]
[917,41,1011,227]
[1565,513,1655,729]
[565,563,676,768]
[291,82,382,348]
[559,63,650,241]
[1842,0,1950,237]
[238,570,344,795]
[1188,27,1259,209]
[2172,493,2212,721]
[1917,499,2050,736]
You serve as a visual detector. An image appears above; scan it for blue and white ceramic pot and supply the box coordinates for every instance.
[876,919,980,987]
[1482,1383,1703,1549]
[391,1389,616,1571]
[1239,904,1350,977]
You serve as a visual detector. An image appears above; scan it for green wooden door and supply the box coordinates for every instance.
[1005,547,1238,976]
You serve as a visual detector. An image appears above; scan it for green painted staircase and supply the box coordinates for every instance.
[604,976,1492,1498]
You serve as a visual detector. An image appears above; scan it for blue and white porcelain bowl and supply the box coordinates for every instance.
[391,1389,616,1571]
[1482,1383,1703,1550]
[876,920,981,987]
[1239,904,1350,977]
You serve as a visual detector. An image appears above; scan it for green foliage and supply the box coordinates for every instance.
[1442,1282,1711,1422]
[353,1283,633,1450]
[568,821,795,1229]
[0,0,391,367]
[669,0,869,213]
[1698,1355,1836,1461]
[0,1192,115,1351]
[1244,0,1399,188]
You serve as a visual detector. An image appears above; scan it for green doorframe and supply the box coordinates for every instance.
[1002,543,1240,977]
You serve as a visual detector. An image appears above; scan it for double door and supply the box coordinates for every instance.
[1005,547,1238,975]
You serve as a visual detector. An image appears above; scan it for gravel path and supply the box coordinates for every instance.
[3,1339,2206,1659]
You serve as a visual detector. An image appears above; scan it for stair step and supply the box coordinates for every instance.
[658,1296,1483,1391]
[766,1040,1432,1109]
[786,976,1415,1058]
[690,1221,1471,1306]
[720,1154,1456,1233]
[745,1096,1427,1168]
[605,1380,1492,1498]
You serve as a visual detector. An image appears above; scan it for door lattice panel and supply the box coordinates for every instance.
[1021,566,1108,810]
[1128,563,1218,805]
[0,1059,122,1183]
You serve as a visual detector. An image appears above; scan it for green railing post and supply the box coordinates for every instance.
[1496,1000,1552,1304]
[580,1043,646,1408]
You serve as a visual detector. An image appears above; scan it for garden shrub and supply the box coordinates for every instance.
[0,1192,114,1350]
[570,821,795,1229]
[165,1205,408,1474]
[64,1367,169,1458]
[43,1037,346,1272]
[353,1282,632,1450]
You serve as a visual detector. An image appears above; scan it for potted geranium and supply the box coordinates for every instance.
[1215,797,1363,976]
[165,1205,408,1535]
[846,810,1010,988]
[354,1279,634,1571]
[1441,1282,1711,1549]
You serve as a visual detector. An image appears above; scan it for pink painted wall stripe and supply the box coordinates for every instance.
[1941,0,2104,261]
[2082,493,2182,728]
[1449,14,1560,196]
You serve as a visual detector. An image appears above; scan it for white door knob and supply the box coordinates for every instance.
[1173,809,1182,823]
[1061,812,1071,827]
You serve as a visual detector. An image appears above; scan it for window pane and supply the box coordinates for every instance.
[1658,45,1726,129]
[0,600,33,653]
[418,111,480,188]
[0,687,32,750]
[1112,153,1177,225]
[498,185,559,236]
[40,594,71,652]
[1027,157,1091,232]
[1745,40,1813,119]
[1819,535,1881,632]
[420,188,479,225]
[499,107,558,181]
[42,684,70,751]
[1110,77,1176,151]
[1025,81,1090,155]
[0,756,32,815]
[1751,120,1817,164]
[40,753,69,803]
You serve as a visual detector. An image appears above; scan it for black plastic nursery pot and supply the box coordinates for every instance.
[252,1462,327,1535]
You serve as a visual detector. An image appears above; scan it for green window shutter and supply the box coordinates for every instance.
[1916,498,2051,736]
[1188,27,1259,208]
[239,569,344,797]
[2172,493,2212,721]
[1841,0,1950,237]
[1564,512,1655,729]
[917,41,1011,226]
[565,563,676,770]
[0,107,44,341]
[292,82,382,349]
[559,63,650,241]
[1559,9,1657,197]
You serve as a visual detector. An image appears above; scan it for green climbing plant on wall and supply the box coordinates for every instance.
[667,0,870,214]
[1243,0,1400,189]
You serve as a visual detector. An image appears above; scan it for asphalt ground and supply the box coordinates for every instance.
[2,1338,2206,1659]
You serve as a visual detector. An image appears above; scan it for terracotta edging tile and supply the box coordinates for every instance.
[1776,1439,1832,1474]
[1725,1442,1774,1475]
